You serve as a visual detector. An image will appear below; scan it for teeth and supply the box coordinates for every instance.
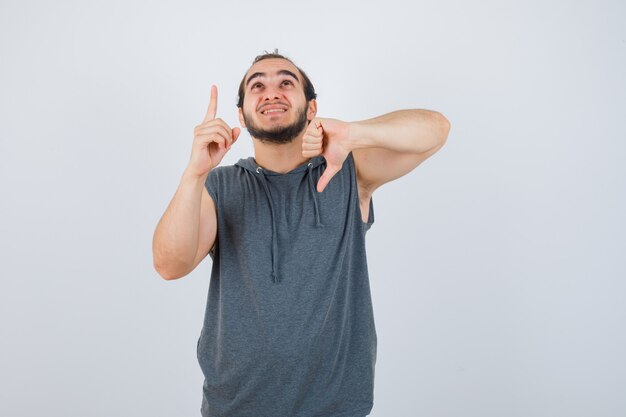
[263,109,286,114]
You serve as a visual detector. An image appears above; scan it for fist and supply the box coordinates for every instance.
[302,117,353,193]
[302,119,324,158]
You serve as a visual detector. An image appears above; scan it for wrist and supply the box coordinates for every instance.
[181,167,209,184]
[347,120,376,150]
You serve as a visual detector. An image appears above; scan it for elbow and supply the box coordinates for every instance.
[153,259,188,281]
[435,112,451,145]
[152,242,192,280]
[154,262,174,280]
[440,112,451,134]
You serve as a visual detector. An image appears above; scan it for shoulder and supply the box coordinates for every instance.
[205,165,235,200]
[207,164,240,181]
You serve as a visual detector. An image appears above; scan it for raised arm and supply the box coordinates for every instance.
[152,85,239,280]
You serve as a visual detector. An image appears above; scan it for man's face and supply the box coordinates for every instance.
[239,58,316,145]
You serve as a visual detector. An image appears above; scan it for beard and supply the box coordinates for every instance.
[243,104,309,145]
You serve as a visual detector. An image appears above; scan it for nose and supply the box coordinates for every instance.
[262,84,282,101]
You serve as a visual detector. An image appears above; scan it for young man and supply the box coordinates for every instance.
[153,51,450,417]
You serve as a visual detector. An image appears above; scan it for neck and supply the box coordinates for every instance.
[251,133,310,174]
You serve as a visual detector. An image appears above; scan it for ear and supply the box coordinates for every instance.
[306,99,317,121]
[238,107,246,128]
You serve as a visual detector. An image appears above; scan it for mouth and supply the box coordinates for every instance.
[261,109,287,115]
[260,105,288,115]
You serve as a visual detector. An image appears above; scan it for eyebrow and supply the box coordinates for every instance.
[245,69,300,88]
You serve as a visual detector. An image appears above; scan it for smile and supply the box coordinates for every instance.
[261,109,287,115]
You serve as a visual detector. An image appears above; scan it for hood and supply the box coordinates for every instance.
[235,155,327,284]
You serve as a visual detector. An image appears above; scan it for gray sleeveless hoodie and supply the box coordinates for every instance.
[198,151,376,417]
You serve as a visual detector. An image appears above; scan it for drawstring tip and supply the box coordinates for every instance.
[272,272,279,284]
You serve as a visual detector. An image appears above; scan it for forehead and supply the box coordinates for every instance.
[244,58,302,83]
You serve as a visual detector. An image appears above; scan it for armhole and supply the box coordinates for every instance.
[348,151,375,232]
[204,169,219,205]
[364,195,375,231]
[204,170,219,259]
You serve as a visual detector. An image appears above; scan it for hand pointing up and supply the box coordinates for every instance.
[188,85,241,177]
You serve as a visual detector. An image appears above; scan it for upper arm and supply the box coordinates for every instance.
[189,186,218,272]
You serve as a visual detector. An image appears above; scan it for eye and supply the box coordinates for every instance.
[252,82,263,89]
[281,80,293,86]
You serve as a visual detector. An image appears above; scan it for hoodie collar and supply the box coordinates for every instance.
[235,155,325,176]
[235,155,326,284]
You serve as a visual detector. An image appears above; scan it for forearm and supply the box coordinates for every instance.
[152,168,207,279]
[348,109,449,154]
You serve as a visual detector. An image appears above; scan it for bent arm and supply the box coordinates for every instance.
[349,110,450,192]
[152,168,217,280]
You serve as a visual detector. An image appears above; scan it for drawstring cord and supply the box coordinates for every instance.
[254,160,324,284]
[256,166,280,284]
[308,162,324,228]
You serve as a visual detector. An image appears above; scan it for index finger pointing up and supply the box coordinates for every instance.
[203,85,218,122]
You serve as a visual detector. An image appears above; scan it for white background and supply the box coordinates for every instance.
[1,0,625,416]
